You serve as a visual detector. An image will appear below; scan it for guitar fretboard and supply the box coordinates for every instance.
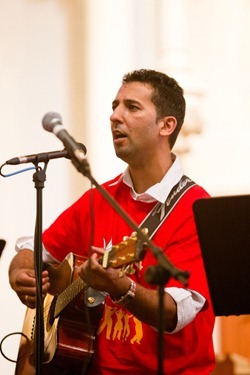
[54,277,87,318]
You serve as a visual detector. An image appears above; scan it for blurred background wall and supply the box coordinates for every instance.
[0,0,250,373]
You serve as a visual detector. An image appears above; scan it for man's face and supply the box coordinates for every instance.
[110,82,162,165]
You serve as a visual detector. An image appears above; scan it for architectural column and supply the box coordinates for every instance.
[156,0,203,155]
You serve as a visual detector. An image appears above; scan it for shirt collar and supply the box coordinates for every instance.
[120,154,184,204]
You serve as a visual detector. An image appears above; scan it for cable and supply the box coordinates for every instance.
[0,163,36,177]
[0,332,28,363]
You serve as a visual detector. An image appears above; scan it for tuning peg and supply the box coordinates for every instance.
[125,265,135,275]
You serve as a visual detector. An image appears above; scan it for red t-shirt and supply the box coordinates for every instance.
[43,175,215,374]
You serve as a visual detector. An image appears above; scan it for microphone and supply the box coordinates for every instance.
[42,112,87,163]
[6,148,71,165]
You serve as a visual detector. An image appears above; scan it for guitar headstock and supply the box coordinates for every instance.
[101,229,148,270]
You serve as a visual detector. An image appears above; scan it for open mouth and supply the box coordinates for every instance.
[113,131,127,141]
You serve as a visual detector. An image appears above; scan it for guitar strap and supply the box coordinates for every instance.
[138,175,196,239]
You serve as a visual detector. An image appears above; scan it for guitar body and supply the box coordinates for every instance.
[15,234,145,374]
[15,253,104,375]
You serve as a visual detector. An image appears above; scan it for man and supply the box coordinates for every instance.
[9,69,215,374]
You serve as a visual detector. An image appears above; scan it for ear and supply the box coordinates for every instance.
[159,116,177,136]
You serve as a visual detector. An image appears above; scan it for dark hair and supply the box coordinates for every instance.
[122,69,186,149]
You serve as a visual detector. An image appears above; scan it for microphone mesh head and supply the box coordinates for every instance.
[42,112,62,132]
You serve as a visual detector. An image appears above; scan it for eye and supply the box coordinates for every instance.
[112,101,118,111]
[128,104,139,111]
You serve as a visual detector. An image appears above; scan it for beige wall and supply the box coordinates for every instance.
[0,1,250,373]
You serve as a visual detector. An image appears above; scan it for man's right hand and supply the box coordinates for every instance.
[9,249,50,309]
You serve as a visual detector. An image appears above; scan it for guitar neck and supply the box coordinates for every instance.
[54,277,87,318]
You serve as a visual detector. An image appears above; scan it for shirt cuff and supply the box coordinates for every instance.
[166,287,206,333]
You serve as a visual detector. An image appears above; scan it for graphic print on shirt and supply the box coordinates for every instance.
[98,237,143,344]
[97,304,143,344]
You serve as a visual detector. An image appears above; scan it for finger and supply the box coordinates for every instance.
[42,273,50,286]
[23,294,36,308]
[42,281,50,294]
[76,260,86,279]
[89,252,99,261]
[25,269,36,279]
[91,246,105,255]
[24,289,49,308]
[21,279,50,302]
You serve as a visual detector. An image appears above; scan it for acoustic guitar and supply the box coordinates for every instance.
[15,231,147,375]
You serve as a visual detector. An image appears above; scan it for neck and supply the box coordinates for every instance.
[128,155,174,194]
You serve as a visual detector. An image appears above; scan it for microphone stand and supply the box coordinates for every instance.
[32,163,47,375]
[70,154,189,375]
[145,265,173,375]
[1,147,84,374]
[31,149,73,374]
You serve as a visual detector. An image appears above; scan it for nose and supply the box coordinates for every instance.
[110,104,123,125]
